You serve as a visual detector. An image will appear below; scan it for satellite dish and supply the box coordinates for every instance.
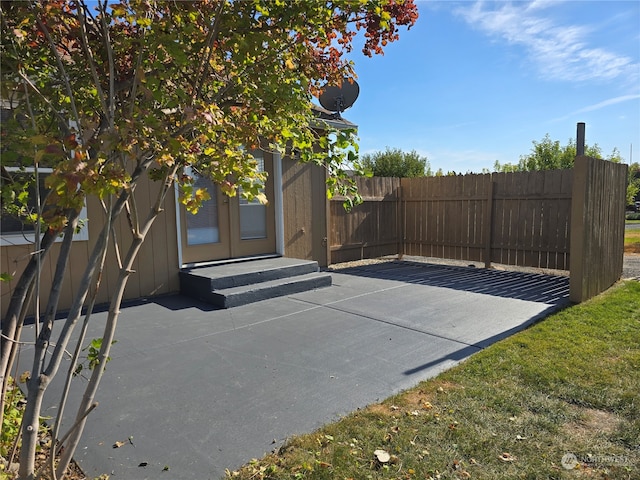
[318,78,360,117]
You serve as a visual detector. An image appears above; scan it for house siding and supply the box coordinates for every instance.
[281,157,328,266]
[1,173,180,318]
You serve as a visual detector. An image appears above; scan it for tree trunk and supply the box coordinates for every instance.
[0,228,57,445]
[0,228,57,384]
[56,170,176,476]
[17,217,78,479]
[18,374,49,480]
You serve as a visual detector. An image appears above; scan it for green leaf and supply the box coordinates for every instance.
[0,272,13,282]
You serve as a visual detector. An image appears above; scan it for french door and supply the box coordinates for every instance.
[179,152,276,265]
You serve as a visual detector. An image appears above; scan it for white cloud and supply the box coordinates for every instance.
[551,94,640,122]
[456,1,638,83]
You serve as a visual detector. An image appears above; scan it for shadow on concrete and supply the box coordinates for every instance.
[335,260,569,305]
[402,303,561,376]
[149,293,222,312]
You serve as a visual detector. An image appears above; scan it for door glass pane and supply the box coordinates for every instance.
[186,176,219,245]
[239,154,267,240]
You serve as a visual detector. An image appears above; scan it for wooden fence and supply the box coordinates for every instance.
[329,157,626,302]
[569,156,627,302]
[329,176,401,264]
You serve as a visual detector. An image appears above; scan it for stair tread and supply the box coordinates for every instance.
[213,272,331,295]
[183,258,319,279]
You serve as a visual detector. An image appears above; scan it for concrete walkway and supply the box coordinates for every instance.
[32,261,569,479]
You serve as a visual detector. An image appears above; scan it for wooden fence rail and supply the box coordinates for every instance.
[329,157,626,302]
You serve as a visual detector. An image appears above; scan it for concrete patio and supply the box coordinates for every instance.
[27,260,570,479]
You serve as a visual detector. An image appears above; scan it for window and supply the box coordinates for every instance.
[239,152,267,240]
[0,167,88,246]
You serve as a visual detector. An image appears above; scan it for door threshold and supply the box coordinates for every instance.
[181,253,280,270]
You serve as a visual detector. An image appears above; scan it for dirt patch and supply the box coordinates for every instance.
[563,407,620,440]
[375,381,463,415]
[625,243,640,254]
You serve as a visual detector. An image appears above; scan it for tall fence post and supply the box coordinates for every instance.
[569,157,588,302]
[483,179,494,268]
[576,122,586,156]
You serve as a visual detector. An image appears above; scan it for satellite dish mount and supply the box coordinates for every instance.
[319,78,360,119]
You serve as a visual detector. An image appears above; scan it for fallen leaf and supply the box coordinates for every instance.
[374,449,391,463]
[408,410,420,416]
[422,401,433,409]
[113,441,125,448]
[499,453,516,462]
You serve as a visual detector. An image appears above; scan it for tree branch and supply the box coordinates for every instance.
[77,1,109,120]
[32,2,83,140]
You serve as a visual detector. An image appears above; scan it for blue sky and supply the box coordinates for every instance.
[331,0,640,174]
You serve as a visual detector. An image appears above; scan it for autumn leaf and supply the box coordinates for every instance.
[374,449,391,463]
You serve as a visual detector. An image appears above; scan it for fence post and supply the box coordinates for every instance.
[569,157,587,302]
[483,178,494,268]
[577,122,586,156]
[397,183,404,260]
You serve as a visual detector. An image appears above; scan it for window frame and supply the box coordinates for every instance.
[0,167,89,246]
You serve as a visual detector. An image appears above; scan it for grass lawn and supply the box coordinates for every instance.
[228,281,640,480]
[625,227,640,253]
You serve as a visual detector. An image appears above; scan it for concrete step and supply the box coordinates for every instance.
[179,257,332,308]
[209,272,332,308]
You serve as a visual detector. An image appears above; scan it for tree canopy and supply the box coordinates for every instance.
[361,147,429,177]
[492,133,623,173]
[491,134,639,206]
[0,1,418,477]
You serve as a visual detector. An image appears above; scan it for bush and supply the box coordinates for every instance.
[361,147,429,178]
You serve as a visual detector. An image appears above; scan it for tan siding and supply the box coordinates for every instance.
[281,158,328,265]
[1,238,91,318]
[2,173,181,318]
